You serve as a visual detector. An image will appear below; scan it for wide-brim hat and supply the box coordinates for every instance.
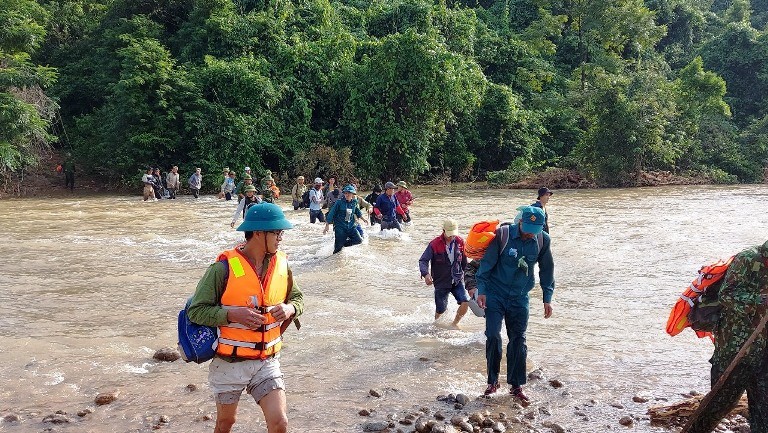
[236,203,294,232]
[520,206,545,235]
[313,177,324,184]
[242,185,257,193]
[262,175,275,182]
[243,174,252,180]
[396,181,408,188]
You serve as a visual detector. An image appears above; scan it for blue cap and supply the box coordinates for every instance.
[236,203,294,232]
[520,206,545,235]
[342,184,357,194]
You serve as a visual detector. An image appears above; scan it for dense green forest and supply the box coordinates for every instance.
[2,0,768,189]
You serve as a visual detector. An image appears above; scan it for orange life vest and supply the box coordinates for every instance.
[216,248,289,359]
[465,220,500,259]
[666,256,733,339]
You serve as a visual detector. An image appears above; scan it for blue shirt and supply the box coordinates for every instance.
[476,225,555,307]
[374,193,400,222]
[327,198,362,230]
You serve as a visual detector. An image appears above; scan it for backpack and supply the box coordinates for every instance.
[666,257,733,338]
[301,189,310,208]
[177,297,217,363]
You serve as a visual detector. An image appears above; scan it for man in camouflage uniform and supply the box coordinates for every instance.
[261,171,279,203]
[689,240,768,433]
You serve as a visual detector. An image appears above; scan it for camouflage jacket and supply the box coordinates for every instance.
[713,241,768,365]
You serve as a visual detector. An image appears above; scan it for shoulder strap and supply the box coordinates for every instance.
[537,233,544,253]
[497,225,510,257]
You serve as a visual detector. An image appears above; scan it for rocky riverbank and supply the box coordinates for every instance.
[0,348,753,432]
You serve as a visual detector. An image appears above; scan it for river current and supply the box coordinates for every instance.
[1,185,767,432]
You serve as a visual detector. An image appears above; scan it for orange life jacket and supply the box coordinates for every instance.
[216,248,289,359]
[465,220,500,259]
[666,256,733,339]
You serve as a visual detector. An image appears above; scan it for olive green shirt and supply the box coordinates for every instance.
[187,254,304,329]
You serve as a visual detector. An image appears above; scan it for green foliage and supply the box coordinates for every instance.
[2,0,764,188]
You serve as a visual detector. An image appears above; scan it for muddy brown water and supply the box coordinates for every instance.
[1,184,767,432]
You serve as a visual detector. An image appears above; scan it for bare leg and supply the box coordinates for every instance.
[452,302,469,327]
[214,402,238,433]
[258,388,288,433]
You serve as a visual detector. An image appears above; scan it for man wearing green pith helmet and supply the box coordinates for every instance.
[188,203,304,433]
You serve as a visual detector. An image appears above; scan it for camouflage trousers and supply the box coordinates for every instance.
[687,330,768,433]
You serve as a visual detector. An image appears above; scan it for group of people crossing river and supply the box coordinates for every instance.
[178,171,768,433]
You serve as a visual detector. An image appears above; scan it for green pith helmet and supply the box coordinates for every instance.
[396,181,408,188]
[236,203,294,232]
[242,185,257,193]
[263,175,275,183]
[243,174,252,180]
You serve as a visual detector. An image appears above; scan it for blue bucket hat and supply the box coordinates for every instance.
[342,184,357,194]
[519,206,545,235]
[236,203,294,232]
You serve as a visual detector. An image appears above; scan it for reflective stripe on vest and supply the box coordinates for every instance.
[215,248,289,359]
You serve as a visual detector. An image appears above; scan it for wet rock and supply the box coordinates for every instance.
[469,413,484,424]
[561,390,572,397]
[482,418,495,427]
[435,411,446,420]
[195,414,213,421]
[369,389,382,398]
[585,399,598,407]
[456,394,470,406]
[632,395,649,403]
[95,390,119,405]
[359,409,372,416]
[186,384,197,392]
[549,379,563,388]
[610,403,624,409]
[420,407,430,415]
[508,417,522,424]
[619,416,634,427]
[491,422,505,432]
[542,420,565,433]
[3,414,20,423]
[454,403,464,410]
[690,390,702,396]
[159,415,170,423]
[539,407,551,416]
[497,412,506,420]
[362,421,390,431]
[419,357,430,361]
[54,410,66,415]
[528,368,545,381]
[153,347,181,362]
[523,411,536,420]
[399,418,413,425]
[42,414,70,424]
[451,415,467,425]
[415,418,429,433]
[574,411,586,416]
[510,403,523,411]
[77,408,93,417]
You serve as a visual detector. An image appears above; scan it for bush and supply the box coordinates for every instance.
[486,157,531,186]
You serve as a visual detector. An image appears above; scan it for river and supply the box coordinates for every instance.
[0,184,766,432]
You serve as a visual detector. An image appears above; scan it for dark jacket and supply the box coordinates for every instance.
[419,236,467,289]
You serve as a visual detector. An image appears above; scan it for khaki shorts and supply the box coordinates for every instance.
[208,356,284,404]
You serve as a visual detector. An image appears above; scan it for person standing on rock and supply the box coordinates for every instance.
[419,219,470,328]
[187,203,304,433]
[63,153,75,192]
[531,187,553,234]
[687,240,768,433]
[476,206,554,401]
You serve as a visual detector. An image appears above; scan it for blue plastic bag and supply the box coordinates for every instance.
[177,299,217,363]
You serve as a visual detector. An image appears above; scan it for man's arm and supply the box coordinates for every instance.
[187,262,229,327]
[537,235,555,303]
[419,244,433,277]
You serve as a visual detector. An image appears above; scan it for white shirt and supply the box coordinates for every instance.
[309,188,324,211]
